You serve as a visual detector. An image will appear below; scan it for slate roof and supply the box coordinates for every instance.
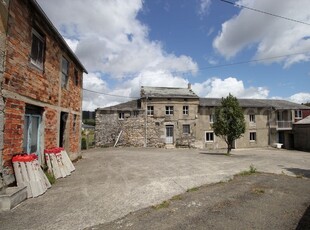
[199,98,310,110]
[97,100,140,111]
[141,86,198,99]
[295,115,310,125]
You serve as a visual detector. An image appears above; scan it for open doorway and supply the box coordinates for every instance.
[59,112,68,148]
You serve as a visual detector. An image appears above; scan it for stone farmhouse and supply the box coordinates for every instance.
[95,85,310,150]
[0,0,87,187]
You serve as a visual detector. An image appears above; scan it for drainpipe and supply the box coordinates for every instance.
[144,97,148,147]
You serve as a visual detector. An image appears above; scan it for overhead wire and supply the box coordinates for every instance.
[219,0,310,26]
[82,50,310,98]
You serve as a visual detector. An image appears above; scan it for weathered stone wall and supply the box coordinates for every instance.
[95,112,121,147]
[95,111,166,148]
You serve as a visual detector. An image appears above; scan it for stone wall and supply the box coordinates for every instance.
[95,111,166,148]
[95,112,121,147]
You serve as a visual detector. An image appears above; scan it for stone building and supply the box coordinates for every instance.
[95,86,310,151]
[0,0,87,186]
[293,116,310,152]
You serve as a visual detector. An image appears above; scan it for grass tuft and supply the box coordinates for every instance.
[152,200,170,210]
[186,186,200,192]
[237,164,257,176]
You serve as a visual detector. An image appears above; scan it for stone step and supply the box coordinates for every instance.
[165,144,175,149]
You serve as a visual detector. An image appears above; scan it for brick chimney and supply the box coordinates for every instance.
[188,83,191,90]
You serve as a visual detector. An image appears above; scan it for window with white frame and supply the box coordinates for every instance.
[147,106,154,116]
[250,132,256,142]
[205,131,214,142]
[209,114,215,123]
[30,29,45,69]
[61,57,69,88]
[249,114,256,123]
[295,110,302,119]
[165,106,174,115]
[183,106,189,115]
[183,124,190,134]
[119,112,124,120]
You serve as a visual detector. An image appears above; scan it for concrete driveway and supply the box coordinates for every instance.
[0,147,309,230]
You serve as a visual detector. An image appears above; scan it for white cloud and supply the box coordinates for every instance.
[192,77,269,99]
[64,38,79,52]
[37,0,198,77]
[213,0,310,67]
[198,0,212,17]
[37,0,199,110]
[288,92,310,104]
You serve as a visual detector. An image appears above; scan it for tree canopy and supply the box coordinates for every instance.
[212,94,246,155]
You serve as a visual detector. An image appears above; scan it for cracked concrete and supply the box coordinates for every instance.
[0,147,309,229]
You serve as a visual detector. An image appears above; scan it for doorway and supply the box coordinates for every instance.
[165,125,174,144]
[59,112,68,148]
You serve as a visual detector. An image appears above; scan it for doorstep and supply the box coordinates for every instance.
[0,186,27,211]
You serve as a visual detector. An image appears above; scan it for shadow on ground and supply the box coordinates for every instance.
[199,152,228,156]
[296,205,310,230]
[285,168,310,178]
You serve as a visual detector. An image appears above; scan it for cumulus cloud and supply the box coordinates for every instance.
[192,77,269,99]
[288,93,310,104]
[213,0,310,67]
[37,0,198,77]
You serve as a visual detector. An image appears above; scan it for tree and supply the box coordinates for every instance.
[212,94,246,155]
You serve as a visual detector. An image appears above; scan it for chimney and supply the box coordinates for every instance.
[188,83,191,90]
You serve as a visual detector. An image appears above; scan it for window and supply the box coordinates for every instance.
[133,111,139,117]
[74,68,79,86]
[183,106,189,115]
[209,114,215,123]
[183,124,190,134]
[295,110,302,119]
[119,112,124,120]
[250,132,256,142]
[249,114,256,123]
[61,57,69,88]
[147,106,154,116]
[73,115,77,132]
[165,106,174,115]
[30,29,45,69]
[205,132,214,142]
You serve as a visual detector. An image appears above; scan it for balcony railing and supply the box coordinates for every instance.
[276,121,292,129]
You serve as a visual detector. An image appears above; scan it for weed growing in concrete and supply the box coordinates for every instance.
[252,188,265,194]
[45,172,56,184]
[152,200,170,210]
[187,187,200,192]
[171,195,182,201]
[237,164,257,176]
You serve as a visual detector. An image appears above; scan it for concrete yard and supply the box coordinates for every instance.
[0,147,310,229]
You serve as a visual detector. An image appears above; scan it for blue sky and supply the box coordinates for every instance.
[37,0,310,110]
